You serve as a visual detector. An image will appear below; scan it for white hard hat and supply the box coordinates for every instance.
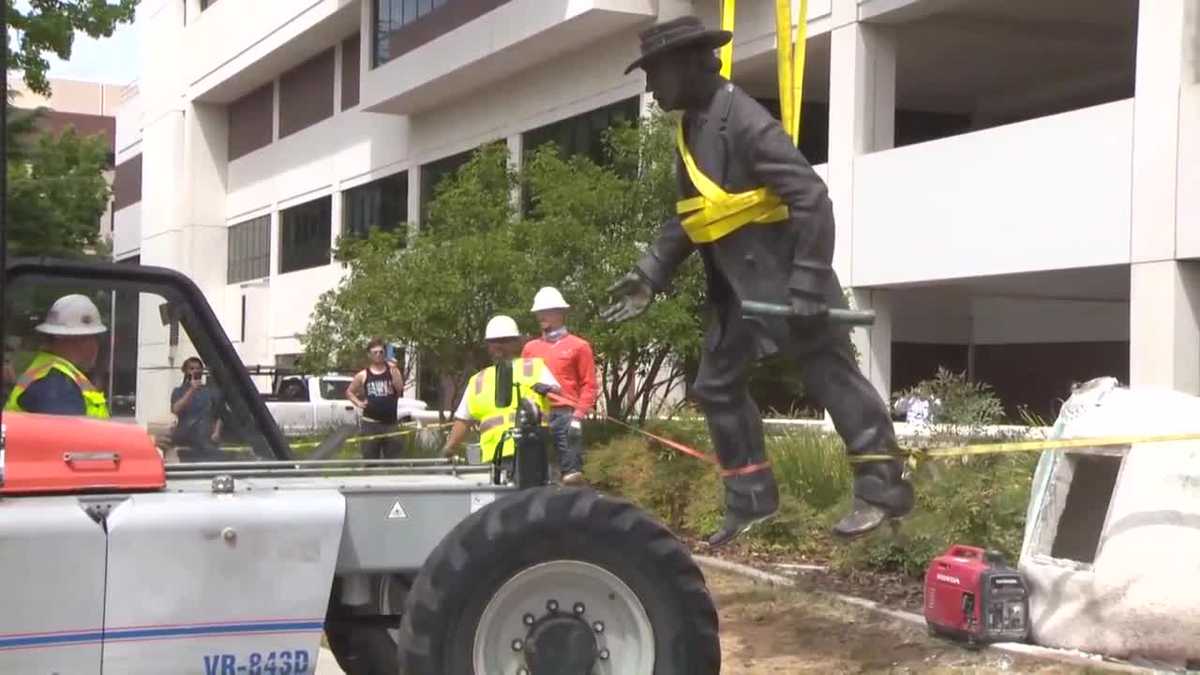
[36,294,107,336]
[484,315,521,341]
[530,286,570,313]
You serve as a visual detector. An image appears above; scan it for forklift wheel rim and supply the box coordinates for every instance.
[472,560,654,674]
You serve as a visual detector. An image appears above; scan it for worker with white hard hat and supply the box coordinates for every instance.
[442,315,561,476]
[523,287,598,485]
[5,294,110,418]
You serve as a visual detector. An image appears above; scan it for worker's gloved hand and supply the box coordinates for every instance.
[531,383,557,396]
[601,272,654,323]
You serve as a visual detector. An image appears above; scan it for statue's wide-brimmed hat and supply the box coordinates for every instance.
[624,16,732,75]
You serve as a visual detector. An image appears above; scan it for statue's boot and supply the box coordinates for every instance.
[832,458,914,538]
[705,467,780,548]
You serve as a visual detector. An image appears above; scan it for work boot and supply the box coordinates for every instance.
[705,469,779,549]
[832,459,914,539]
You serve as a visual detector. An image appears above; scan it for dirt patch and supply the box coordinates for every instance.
[706,569,1114,674]
[685,538,927,613]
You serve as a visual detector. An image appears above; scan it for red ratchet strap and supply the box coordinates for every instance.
[548,393,771,476]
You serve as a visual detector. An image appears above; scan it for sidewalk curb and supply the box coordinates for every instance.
[692,554,1152,674]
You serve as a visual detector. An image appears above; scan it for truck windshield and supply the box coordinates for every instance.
[4,262,287,461]
[320,378,350,401]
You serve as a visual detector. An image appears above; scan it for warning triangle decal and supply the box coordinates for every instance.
[388,500,408,519]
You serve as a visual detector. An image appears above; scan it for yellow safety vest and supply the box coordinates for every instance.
[465,358,551,463]
[677,0,809,245]
[5,351,110,419]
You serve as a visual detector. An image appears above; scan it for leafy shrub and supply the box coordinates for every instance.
[585,418,1039,580]
[898,367,1005,427]
[835,453,1038,576]
[770,429,852,510]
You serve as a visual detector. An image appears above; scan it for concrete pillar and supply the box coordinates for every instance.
[1128,1,1198,396]
[181,102,230,294]
[506,133,523,214]
[1130,0,1195,263]
[330,185,344,252]
[851,288,893,403]
[827,15,895,283]
[1129,261,1200,395]
[827,3,896,411]
[407,168,422,238]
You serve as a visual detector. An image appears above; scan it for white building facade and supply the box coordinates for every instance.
[112,0,1198,427]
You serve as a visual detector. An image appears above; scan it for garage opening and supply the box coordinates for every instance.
[1049,453,1123,563]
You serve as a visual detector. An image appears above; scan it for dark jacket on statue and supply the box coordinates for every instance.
[635,81,847,359]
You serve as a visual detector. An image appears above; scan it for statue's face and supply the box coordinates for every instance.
[642,51,692,111]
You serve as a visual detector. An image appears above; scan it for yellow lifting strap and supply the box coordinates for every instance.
[677,0,809,244]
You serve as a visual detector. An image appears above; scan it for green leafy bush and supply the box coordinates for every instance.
[897,367,1005,427]
[836,453,1037,576]
[770,429,852,510]
[584,419,1038,579]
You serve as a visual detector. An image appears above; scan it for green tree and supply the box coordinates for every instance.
[302,112,705,422]
[302,143,527,414]
[7,120,113,256]
[5,0,137,258]
[6,0,139,96]
[518,113,704,421]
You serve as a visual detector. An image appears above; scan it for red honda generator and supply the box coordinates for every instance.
[924,545,1030,645]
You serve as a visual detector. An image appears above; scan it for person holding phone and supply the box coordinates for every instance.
[170,356,223,451]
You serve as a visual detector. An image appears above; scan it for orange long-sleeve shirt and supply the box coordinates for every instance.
[522,331,598,418]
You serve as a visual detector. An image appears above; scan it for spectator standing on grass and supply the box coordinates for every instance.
[171,357,223,451]
[522,287,599,485]
[347,338,406,460]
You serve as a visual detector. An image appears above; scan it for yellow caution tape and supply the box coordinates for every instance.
[201,422,454,454]
[291,421,455,449]
[848,431,1200,468]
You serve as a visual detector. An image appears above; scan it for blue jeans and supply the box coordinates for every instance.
[548,407,584,475]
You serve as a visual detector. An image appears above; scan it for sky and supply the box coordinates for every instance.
[13,0,140,86]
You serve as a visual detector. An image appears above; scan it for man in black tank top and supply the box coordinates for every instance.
[347,337,405,459]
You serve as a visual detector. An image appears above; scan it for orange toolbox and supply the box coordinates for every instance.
[1,411,165,494]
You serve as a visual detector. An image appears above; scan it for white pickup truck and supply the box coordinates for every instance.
[261,373,432,436]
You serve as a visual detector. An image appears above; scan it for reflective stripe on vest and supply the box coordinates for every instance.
[679,0,809,245]
[5,352,110,419]
[465,358,551,463]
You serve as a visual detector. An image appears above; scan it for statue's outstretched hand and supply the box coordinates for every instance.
[601,272,654,323]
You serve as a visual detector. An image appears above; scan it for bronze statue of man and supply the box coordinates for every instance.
[603,16,914,547]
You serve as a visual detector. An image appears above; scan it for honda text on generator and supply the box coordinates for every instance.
[0,258,721,675]
[924,544,1030,646]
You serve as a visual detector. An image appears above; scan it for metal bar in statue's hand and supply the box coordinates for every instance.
[740,300,876,326]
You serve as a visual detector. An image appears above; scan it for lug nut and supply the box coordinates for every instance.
[593,621,605,634]
[517,669,529,675]
[523,613,535,626]
[546,600,559,613]
[573,602,586,615]
[599,648,610,661]
[512,639,523,652]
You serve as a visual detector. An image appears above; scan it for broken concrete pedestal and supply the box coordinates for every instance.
[1018,377,1200,667]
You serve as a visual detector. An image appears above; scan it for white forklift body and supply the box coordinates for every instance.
[0,258,720,675]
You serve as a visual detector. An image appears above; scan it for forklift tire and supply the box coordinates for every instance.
[397,486,720,675]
